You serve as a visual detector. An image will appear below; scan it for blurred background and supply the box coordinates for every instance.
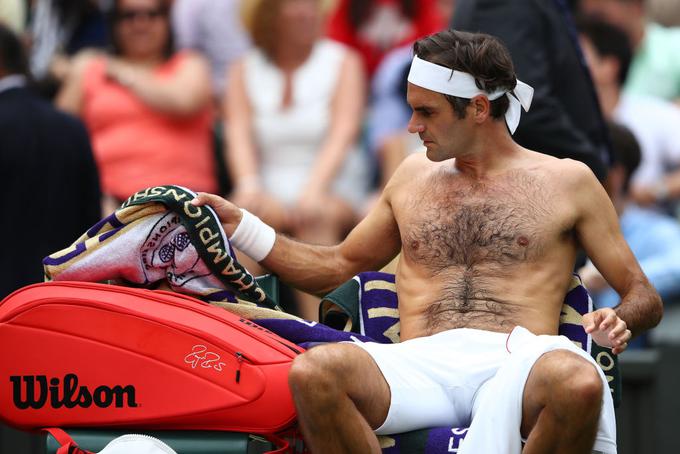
[1,0,679,451]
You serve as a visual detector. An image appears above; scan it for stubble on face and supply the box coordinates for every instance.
[406,83,463,162]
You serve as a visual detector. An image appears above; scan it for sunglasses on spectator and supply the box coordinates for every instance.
[115,8,167,23]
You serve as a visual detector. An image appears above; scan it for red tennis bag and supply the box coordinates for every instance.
[0,282,301,433]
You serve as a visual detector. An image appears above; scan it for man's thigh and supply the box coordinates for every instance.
[296,343,391,428]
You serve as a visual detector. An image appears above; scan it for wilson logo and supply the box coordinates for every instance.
[10,374,138,409]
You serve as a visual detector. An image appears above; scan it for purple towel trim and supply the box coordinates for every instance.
[358,272,399,344]
[42,242,86,266]
[86,213,124,237]
[558,279,591,352]
[256,319,376,346]
[426,427,468,453]
[99,227,123,242]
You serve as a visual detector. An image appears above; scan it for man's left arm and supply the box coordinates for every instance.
[572,162,663,353]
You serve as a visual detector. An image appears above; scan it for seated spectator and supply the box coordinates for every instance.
[56,0,217,212]
[326,0,445,77]
[227,0,369,320]
[579,15,680,212]
[580,0,680,103]
[580,123,680,347]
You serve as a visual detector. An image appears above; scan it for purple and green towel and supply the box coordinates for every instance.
[43,185,279,311]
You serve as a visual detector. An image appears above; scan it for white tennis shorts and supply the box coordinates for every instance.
[351,326,616,454]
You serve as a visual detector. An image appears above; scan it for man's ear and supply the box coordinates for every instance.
[470,95,490,123]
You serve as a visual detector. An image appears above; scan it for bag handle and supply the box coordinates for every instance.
[43,428,94,454]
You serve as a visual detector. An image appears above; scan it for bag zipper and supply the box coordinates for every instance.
[235,352,246,383]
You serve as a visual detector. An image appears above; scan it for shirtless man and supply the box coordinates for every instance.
[192,30,662,454]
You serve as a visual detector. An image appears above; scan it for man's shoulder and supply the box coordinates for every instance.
[384,153,437,193]
[394,152,435,175]
[523,151,596,186]
[525,148,588,169]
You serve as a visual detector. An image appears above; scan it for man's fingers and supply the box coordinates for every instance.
[611,329,632,347]
[612,342,628,355]
[191,192,221,206]
[608,319,628,340]
[583,311,602,333]
[598,310,617,331]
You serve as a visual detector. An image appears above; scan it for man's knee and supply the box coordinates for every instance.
[541,351,603,411]
[566,365,603,406]
[288,344,352,396]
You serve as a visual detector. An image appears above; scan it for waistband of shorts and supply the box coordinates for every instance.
[420,327,513,344]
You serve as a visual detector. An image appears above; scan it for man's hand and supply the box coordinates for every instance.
[582,308,632,355]
[191,193,243,236]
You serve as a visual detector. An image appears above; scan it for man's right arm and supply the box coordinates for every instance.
[570,160,663,348]
[192,186,402,296]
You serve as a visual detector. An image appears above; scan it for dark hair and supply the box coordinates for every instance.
[349,0,415,30]
[607,121,641,192]
[107,0,174,59]
[0,23,28,76]
[577,15,632,86]
[413,30,517,120]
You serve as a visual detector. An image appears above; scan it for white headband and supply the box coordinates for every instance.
[407,55,534,134]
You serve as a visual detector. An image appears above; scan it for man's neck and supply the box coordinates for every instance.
[453,126,522,179]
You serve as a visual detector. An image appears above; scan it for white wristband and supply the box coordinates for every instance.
[229,209,276,262]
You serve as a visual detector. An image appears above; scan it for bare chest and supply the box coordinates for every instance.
[397,170,570,270]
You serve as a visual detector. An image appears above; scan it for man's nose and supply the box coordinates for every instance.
[407,115,424,134]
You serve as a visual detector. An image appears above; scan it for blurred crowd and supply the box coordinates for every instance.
[1,0,680,330]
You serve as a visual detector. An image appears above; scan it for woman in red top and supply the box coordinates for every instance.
[326,0,446,76]
[57,0,217,212]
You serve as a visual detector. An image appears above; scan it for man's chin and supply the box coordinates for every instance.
[425,146,447,162]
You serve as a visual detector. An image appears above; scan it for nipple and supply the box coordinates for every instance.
[517,236,529,247]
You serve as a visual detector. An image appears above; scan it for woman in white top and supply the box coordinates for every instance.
[225,0,369,319]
